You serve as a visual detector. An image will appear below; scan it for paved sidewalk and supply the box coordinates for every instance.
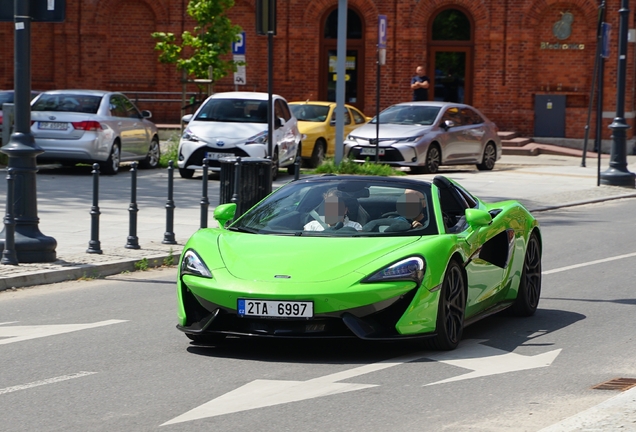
[0,153,635,290]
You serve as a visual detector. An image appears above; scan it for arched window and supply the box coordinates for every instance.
[324,8,362,39]
[432,9,471,41]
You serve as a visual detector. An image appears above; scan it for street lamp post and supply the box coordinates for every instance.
[0,0,57,262]
[600,0,635,187]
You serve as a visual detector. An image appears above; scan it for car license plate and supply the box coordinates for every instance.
[38,121,68,130]
[237,299,313,318]
[206,152,228,160]
[360,147,385,156]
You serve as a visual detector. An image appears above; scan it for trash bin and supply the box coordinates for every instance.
[219,157,272,217]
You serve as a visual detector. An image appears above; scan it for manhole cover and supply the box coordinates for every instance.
[592,378,636,391]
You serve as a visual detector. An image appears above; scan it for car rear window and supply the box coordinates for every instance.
[32,94,102,114]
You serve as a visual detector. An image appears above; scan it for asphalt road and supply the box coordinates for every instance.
[0,198,635,431]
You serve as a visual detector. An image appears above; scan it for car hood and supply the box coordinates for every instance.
[187,121,265,141]
[349,123,433,139]
[214,233,420,283]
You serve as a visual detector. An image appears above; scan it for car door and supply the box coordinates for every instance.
[121,95,150,158]
[437,106,465,162]
[108,95,137,159]
[273,98,298,166]
[435,179,504,318]
[460,107,487,162]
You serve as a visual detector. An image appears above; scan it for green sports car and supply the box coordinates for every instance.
[177,175,541,350]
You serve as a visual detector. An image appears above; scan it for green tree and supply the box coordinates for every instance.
[152,0,242,81]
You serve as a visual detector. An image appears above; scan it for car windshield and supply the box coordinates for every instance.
[195,98,267,123]
[0,92,14,105]
[32,94,102,114]
[289,104,330,122]
[229,177,438,237]
[370,105,440,126]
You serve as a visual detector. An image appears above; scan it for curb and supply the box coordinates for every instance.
[0,252,181,291]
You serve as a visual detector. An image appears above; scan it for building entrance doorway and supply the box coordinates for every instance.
[428,8,474,105]
[319,8,365,109]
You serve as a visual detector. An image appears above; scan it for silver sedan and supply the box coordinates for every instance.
[30,90,160,174]
[344,102,501,174]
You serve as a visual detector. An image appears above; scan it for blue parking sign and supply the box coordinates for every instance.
[378,15,387,49]
[232,32,246,55]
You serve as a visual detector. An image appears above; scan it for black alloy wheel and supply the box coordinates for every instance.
[423,144,441,174]
[429,260,466,350]
[310,140,326,168]
[140,137,160,169]
[477,142,497,171]
[510,232,542,316]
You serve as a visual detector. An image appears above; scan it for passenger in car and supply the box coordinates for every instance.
[395,189,428,229]
[304,188,363,231]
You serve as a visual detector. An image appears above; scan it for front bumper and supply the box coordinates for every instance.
[177,275,439,341]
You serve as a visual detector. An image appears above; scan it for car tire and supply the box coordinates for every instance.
[309,139,326,168]
[139,137,160,169]
[510,232,542,316]
[271,148,279,181]
[477,142,497,171]
[100,142,120,175]
[186,333,226,344]
[179,168,195,179]
[422,144,441,174]
[429,260,466,350]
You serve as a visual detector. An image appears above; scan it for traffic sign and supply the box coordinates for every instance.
[232,32,246,55]
[378,15,387,49]
[234,55,246,85]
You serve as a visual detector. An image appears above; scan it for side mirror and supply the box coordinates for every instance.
[213,203,236,229]
[443,120,455,130]
[141,110,152,119]
[465,208,492,228]
[274,117,283,128]
[182,114,193,124]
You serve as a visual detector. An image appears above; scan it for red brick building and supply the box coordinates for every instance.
[0,0,634,142]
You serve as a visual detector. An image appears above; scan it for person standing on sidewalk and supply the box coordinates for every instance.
[410,65,430,101]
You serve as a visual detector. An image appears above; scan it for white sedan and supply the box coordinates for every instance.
[177,92,302,180]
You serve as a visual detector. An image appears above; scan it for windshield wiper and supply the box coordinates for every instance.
[227,226,259,234]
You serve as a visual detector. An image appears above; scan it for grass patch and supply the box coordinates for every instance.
[159,133,181,168]
[163,248,175,267]
[134,258,149,271]
[311,157,405,176]
[78,271,101,281]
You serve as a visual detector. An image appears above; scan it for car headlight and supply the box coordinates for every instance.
[346,135,358,143]
[181,249,212,278]
[395,135,423,143]
[365,256,425,284]
[182,128,200,142]
[245,130,268,145]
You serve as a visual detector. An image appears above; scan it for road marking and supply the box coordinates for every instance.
[0,371,97,395]
[0,320,127,345]
[423,339,561,385]
[543,251,636,275]
[162,340,560,425]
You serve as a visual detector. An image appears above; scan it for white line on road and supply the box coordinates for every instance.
[543,251,636,275]
[0,371,97,395]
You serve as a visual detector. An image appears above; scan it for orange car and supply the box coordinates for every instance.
[289,101,370,167]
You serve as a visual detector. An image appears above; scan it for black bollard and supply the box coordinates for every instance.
[231,157,241,216]
[125,162,140,249]
[87,163,102,254]
[200,158,209,229]
[2,168,18,265]
[162,160,177,244]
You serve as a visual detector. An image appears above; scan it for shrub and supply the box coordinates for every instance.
[312,157,405,176]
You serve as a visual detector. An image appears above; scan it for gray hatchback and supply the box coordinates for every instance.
[30,90,160,174]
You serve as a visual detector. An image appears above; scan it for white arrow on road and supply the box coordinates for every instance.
[162,340,561,426]
[0,320,127,345]
[424,339,561,386]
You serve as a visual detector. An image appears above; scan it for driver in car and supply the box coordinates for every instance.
[304,189,363,231]
[395,189,428,229]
